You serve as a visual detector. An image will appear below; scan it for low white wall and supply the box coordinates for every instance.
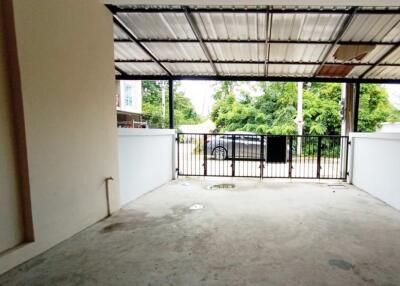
[349,132,400,210]
[118,129,176,205]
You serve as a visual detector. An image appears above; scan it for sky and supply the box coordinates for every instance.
[178,81,400,118]
[383,84,400,109]
[177,81,217,118]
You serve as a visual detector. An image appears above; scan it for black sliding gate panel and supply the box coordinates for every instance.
[177,133,349,180]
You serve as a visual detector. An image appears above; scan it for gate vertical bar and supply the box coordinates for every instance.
[232,135,236,177]
[288,135,293,178]
[203,134,207,176]
[260,135,265,178]
[353,82,360,132]
[168,79,174,129]
[344,136,350,181]
[177,134,180,176]
[317,136,322,179]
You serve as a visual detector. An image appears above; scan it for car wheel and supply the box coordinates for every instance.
[213,146,227,160]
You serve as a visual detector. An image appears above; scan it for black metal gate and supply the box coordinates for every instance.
[177,133,349,180]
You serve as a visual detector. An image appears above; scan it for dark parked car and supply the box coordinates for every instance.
[206,132,289,162]
[206,132,264,160]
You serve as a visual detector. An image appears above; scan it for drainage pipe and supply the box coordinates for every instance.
[105,177,114,217]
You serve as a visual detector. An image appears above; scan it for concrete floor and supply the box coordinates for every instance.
[1,178,400,286]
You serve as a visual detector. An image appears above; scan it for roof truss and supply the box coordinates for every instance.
[108,4,400,82]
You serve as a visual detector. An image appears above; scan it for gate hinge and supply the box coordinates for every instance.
[348,140,351,145]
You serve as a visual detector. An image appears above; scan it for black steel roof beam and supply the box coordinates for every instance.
[110,11,172,76]
[114,38,399,46]
[314,7,358,77]
[264,7,271,76]
[359,45,400,78]
[115,74,400,84]
[110,6,400,15]
[115,65,128,76]
[183,6,218,75]
[115,59,400,67]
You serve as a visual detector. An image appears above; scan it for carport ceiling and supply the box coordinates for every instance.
[108,5,400,82]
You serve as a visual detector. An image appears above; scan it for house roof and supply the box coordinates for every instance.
[109,5,400,83]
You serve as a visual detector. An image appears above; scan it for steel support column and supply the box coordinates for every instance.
[169,79,174,129]
[353,82,361,132]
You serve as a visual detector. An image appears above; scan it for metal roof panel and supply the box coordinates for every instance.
[365,66,400,78]
[382,46,400,63]
[143,42,208,60]
[194,12,267,40]
[268,64,317,76]
[342,14,400,42]
[113,24,129,39]
[217,63,264,76]
[118,12,196,39]
[114,42,152,60]
[271,13,346,41]
[164,62,214,75]
[269,43,329,62]
[207,43,265,61]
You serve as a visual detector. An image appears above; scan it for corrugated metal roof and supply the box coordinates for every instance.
[269,43,329,62]
[347,66,370,78]
[382,46,400,63]
[217,64,264,76]
[207,43,265,61]
[143,42,207,60]
[111,5,400,81]
[365,66,400,78]
[164,63,214,75]
[326,45,394,64]
[268,64,317,76]
[113,24,129,39]
[118,12,195,39]
[271,13,346,41]
[342,14,400,42]
[194,13,267,40]
[114,42,152,60]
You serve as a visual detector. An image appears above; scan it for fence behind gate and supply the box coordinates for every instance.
[177,133,349,180]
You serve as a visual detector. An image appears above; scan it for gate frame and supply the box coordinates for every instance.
[177,133,349,180]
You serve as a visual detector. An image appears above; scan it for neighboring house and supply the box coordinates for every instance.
[377,122,400,133]
[116,80,147,128]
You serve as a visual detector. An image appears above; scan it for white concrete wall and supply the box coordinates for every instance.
[118,129,175,206]
[0,2,23,253]
[349,133,400,210]
[378,122,400,133]
[0,0,119,274]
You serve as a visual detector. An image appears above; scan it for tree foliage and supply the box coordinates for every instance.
[142,81,201,128]
[211,81,399,135]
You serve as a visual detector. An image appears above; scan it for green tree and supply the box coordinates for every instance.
[303,83,341,135]
[358,84,398,132]
[210,81,399,135]
[142,81,201,128]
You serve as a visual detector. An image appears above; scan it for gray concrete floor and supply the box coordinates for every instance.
[1,178,400,286]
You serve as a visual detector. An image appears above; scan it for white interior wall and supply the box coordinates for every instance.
[118,129,175,206]
[0,0,119,274]
[349,133,400,210]
[0,2,23,254]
